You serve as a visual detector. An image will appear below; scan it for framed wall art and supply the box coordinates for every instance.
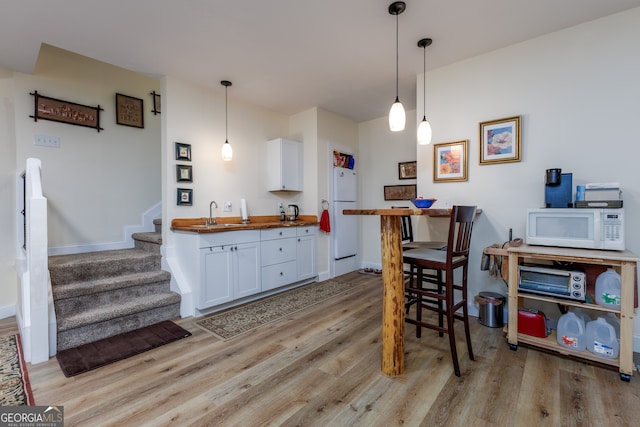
[177,188,193,206]
[176,164,193,182]
[383,184,417,201]
[150,91,161,115]
[479,115,521,165]
[29,91,103,132]
[433,140,468,183]
[398,161,417,180]
[115,93,144,128]
[175,142,191,161]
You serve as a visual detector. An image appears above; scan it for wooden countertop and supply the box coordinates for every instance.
[343,207,481,217]
[171,215,319,233]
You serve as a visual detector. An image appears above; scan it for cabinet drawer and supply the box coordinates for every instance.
[261,238,296,266]
[261,227,296,240]
[296,225,318,236]
[199,230,260,249]
[262,261,297,291]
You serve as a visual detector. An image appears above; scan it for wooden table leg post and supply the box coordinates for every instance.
[380,215,405,376]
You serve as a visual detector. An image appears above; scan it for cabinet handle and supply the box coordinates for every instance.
[280,272,283,276]
[279,247,283,251]
[279,231,283,235]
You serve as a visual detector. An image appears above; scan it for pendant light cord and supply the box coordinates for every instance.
[395,12,399,100]
[422,43,426,120]
[225,85,228,142]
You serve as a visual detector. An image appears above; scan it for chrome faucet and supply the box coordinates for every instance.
[207,201,218,225]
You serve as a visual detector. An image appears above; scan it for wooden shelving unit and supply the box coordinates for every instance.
[505,244,639,381]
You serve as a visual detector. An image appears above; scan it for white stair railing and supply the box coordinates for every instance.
[16,158,55,363]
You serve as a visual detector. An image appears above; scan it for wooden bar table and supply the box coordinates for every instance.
[343,207,453,376]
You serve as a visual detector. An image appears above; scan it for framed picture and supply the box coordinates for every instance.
[177,188,193,206]
[150,91,161,115]
[176,164,193,182]
[433,140,468,182]
[398,161,417,180]
[29,91,103,132]
[175,142,191,161]
[384,184,417,201]
[115,93,144,128]
[479,115,521,164]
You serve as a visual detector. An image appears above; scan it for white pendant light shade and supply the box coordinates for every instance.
[389,98,406,131]
[417,118,432,145]
[221,80,232,161]
[388,2,406,132]
[221,140,233,161]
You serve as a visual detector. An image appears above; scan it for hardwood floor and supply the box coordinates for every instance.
[3,271,640,426]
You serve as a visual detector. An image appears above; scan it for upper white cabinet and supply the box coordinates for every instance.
[267,138,303,191]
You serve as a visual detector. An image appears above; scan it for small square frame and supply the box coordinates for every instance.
[175,142,191,161]
[176,165,193,182]
[177,188,193,206]
[479,115,521,164]
[383,184,417,201]
[115,93,144,128]
[398,161,417,180]
[433,140,468,182]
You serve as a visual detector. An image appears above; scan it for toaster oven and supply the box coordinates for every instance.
[518,265,586,301]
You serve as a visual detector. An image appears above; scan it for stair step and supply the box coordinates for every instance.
[132,231,161,245]
[56,295,181,351]
[49,249,160,285]
[53,270,171,300]
[132,231,162,253]
[53,271,173,317]
[57,292,181,332]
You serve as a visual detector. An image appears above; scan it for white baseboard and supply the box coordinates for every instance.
[0,304,16,320]
[48,202,161,256]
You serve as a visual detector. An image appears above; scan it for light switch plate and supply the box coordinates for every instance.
[34,134,61,148]
[223,201,232,212]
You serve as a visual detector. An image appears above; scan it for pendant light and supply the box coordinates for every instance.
[221,80,233,161]
[417,38,433,145]
[388,1,406,132]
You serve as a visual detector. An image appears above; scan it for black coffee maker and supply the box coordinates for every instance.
[545,168,573,208]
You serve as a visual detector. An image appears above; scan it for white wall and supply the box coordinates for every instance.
[0,66,17,315]
[13,44,162,251]
[162,76,293,250]
[359,8,640,349]
[358,111,420,266]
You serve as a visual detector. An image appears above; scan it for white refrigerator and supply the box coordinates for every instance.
[333,168,357,261]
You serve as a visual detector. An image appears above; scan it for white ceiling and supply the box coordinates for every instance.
[1,0,639,123]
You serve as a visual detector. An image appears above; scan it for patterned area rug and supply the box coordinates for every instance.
[0,334,35,406]
[195,279,356,341]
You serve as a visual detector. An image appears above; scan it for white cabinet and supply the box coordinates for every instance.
[198,231,261,310]
[267,138,303,191]
[261,227,298,291]
[296,225,317,280]
[200,246,233,308]
[177,224,317,313]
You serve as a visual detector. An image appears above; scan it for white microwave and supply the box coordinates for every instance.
[526,208,624,251]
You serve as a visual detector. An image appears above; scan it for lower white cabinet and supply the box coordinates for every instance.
[296,226,317,280]
[200,241,261,308]
[180,226,317,311]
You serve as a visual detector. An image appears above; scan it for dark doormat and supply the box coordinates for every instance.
[56,320,191,377]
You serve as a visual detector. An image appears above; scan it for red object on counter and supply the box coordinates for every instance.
[320,209,330,233]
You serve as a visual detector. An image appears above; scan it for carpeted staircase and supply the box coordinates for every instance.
[49,219,181,351]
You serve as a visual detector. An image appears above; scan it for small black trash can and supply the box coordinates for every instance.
[477,291,505,328]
